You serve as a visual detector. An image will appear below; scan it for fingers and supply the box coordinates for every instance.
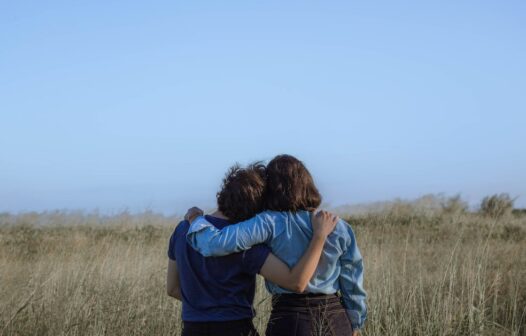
[188,206,201,214]
[318,211,337,221]
[318,210,329,218]
[184,206,203,221]
[313,210,339,231]
[319,211,339,227]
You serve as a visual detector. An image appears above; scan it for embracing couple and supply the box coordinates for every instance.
[167,154,367,336]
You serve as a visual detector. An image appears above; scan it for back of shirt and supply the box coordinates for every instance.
[168,215,270,322]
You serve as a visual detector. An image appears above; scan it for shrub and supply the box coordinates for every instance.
[441,194,468,214]
[512,208,526,216]
[480,193,514,218]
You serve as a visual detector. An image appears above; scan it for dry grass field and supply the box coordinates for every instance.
[1,208,525,336]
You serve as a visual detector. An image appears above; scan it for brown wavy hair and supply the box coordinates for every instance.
[217,162,266,223]
[265,154,322,212]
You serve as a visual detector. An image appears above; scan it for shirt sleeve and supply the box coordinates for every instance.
[241,244,271,275]
[186,213,276,257]
[167,227,178,261]
[338,222,367,330]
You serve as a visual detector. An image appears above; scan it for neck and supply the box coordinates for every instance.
[211,210,229,220]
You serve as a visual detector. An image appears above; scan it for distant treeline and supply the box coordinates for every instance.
[1,193,524,228]
[334,193,523,219]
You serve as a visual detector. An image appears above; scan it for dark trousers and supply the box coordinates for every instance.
[265,294,353,336]
[182,318,259,336]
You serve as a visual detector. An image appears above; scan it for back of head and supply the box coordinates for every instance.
[217,162,266,223]
[265,154,322,212]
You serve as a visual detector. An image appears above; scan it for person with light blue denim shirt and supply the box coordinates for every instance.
[186,155,367,335]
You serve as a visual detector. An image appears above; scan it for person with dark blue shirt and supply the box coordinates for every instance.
[167,163,339,336]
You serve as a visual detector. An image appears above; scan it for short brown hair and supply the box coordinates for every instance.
[217,162,266,223]
[265,154,322,212]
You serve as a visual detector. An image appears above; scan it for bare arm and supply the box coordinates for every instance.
[166,259,182,301]
[259,211,338,293]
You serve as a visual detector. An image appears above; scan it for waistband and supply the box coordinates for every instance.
[271,293,343,310]
[274,293,339,299]
[183,318,254,326]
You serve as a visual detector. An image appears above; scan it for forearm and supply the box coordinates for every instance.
[339,253,367,330]
[187,215,272,256]
[188,227,239,256]
[259,235,326,293]
[288,234,326,292]
[342,296,367,331]
[340,260,366,328]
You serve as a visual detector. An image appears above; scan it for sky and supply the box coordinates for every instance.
[1,0,525,214]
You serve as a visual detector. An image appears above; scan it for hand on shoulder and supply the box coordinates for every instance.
[184,207,204,223]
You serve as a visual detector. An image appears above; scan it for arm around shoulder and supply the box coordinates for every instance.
[186,214,275,256]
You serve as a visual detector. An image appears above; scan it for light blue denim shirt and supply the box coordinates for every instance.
[186,210,367,330]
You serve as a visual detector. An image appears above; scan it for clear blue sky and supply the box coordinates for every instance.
[1,0,525,213]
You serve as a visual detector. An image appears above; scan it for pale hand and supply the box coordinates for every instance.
[311,210,339,238]
[184,207,204,223]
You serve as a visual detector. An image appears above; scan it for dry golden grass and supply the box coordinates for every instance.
[0,211,525,335]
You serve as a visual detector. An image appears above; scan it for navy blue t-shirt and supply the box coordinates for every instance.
[168,215,271,322]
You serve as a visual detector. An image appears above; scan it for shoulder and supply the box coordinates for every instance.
[335,218,353,234]
[168,220,189,260]
[169,221,190,247]
[261,210,311,223]
[258,211,292,235]
[249,211,289,227]
[289,210,311,222]
[257,210,287,221]
[333,218,355,247]
[172,220,190,239]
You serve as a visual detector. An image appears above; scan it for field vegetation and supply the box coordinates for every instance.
[1,195,525,335]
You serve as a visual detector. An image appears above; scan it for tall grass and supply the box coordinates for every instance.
[0,210,525,335]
